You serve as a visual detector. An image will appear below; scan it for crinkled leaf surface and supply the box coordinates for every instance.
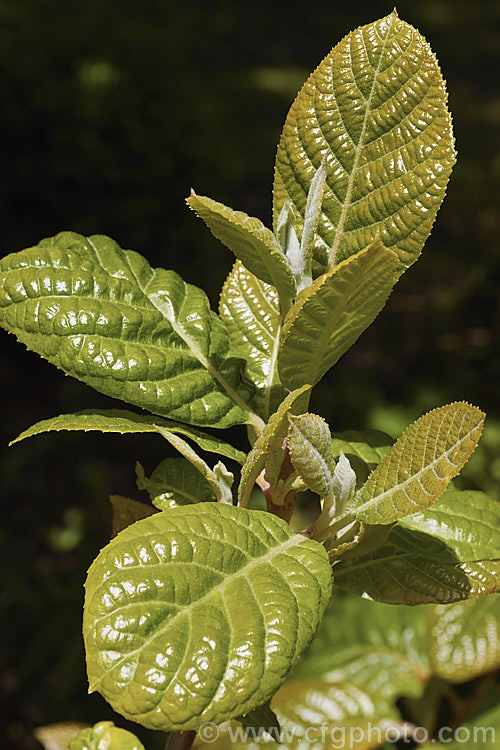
[278,241,399,389]
[219,262,286,420]
[9,408,247,464]
[68,721,145,750]
[187,193,295,311]
[293,593,430,702]
[331,430,393,487]
[273,11,455,275]
[0,232,260,429]
[335,491,500,604]
[238,386,311,508]
[136,458,216,509]
[83,503,331,731]
[288,413,336,499]
[427,596,500,683]
[353,403,485,524]
[110,495,156,537]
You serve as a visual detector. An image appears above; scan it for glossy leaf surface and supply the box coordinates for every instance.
[335,491,500,604]
[427,596,500,683]
[219,261,286,420]
[278,241,399,389]
[83,503,331,731]
[136,458,217,509]
[187,193,295,311]
[10,408,246,464]
[354,403,485,524]
[0,232,259,429]
[110,495,156,537]
[273,11,455,274]
[68,721,145,750]
[238,386,311,508]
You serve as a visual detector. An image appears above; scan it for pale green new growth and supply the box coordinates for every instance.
[69,721,145,750]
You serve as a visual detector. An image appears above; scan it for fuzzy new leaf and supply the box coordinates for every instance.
[68,721,145,750]
[287,413,336,500]
[273,12,456,274]
[83,504,331,731]
[353,403,485,524]
[278,241,399,389]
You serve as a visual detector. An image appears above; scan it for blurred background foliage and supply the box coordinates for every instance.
[0,0,498,747]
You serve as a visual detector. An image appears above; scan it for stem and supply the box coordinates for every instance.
[164,731,197,750]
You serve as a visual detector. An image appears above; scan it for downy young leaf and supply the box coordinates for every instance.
[278,241,399,390]
[219,262,286,420]
[68,721,145,750]
[0,232,261,430]
[83,503,332,731]
[287,413,336,500]
[335,491,500,604]
[293,593,430,703]
[273,11,455,274]
[10,408,247,464]
[187,192,296,312]
[238,386,311,508]
[136,458,217,509]
[427,596,500,683]
[353,403,485,525]
[331,430,393,488]
[110,495,156,537]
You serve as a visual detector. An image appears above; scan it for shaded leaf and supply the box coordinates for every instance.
[110,495,156,537]
[0,232,260,429]
[353,403,485,524]
[187,192,295,311]
[136,459,217,509]
[219,262,286,420]
[10,408,247,464]
[278,241,399,389]
[83,503,331,731]
[273,12,455,275]
[331,430,393,487]
[68,721,145,750]
[238,703,281,741]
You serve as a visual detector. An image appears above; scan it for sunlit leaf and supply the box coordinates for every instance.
[68,721,145,750]
[34,723,89,750]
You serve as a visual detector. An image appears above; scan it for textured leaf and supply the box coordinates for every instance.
[219,262,286,420]
[110,495,156,537]
[0,232,261,430]
[34,723,89,750]
[238,386,311,508]
[83,503,332,731]
[427,596,500,683]
[287,413,336,499]
[68,721,145,750]
[278,241,399,389]
[10,408,247,464]
[335,491,500,604]
[137,458,217,509]
[273,11,455,275]
[293,593,430,702]
[331,430,393,487]
[187,193,295,311]
[353,403,485,524]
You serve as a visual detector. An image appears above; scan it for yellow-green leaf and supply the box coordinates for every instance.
[68,721,145,750]
[273,12,455,275]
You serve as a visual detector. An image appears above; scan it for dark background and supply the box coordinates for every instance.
[0,0,498,747]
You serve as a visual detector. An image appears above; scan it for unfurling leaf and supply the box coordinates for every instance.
[83,504,331,731]
[278,241,399,390]
[287,413,336,500]
[273,11,455,275]
[187,192,296,312]
[353,403,485,524]
[68,721,145,750]
[331,430,393,488]
[0,232,260,430]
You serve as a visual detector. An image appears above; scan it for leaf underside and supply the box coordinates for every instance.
[273,11,456,276]
[83,503,331,731]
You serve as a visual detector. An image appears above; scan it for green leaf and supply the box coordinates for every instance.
[353,403,485,524]
[238,386,311,508]
[287,413,336,500]
[427,596,500,683]
[187,192,296,312]
[430,702,500,750]
[278,241,399,390]
[273,11,455,274]
[10,408,247,464]
[83,503,332,731]
[219,261,286,420]
[331,430,393,488]
[335,491,500,604]
[34,723,89,750]
[136,458,217,509]
[0,232,262,430]
[293,593,430,703]
[68,721,145,750]
[110,495,156,537]
[238,702,281,741]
